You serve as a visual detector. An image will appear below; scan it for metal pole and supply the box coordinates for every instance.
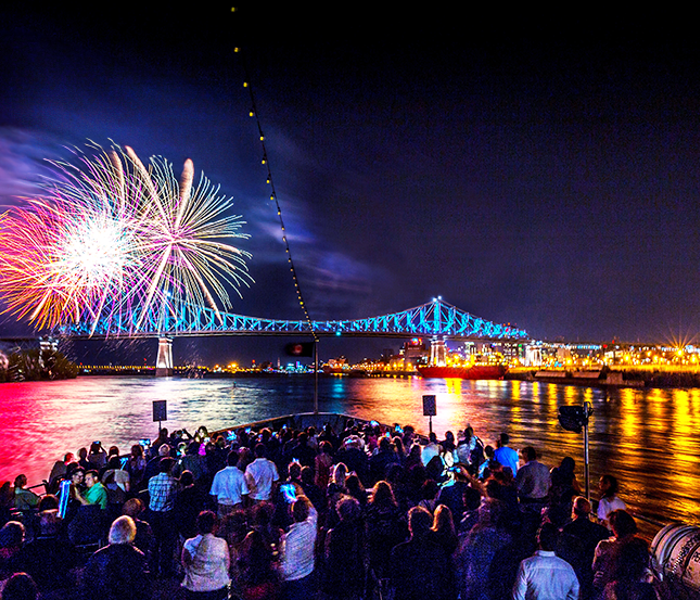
[314,338,319,414]
[584,401,590,501]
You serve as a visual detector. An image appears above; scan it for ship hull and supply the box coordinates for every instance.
[417,365,507,380]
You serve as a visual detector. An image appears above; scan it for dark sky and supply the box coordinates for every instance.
[2,6,700,364]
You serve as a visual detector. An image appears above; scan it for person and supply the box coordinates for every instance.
[602,537,658,600]
[430,503,458,557]
[324,496,367,600]
[456,498,513,600]
[210,449,249,518]
[597,474,626,527]
[74,470,108,510]
[593,509,640,594]
[512,522,579,600]
[1,573,38,600]
[16,496,76,596]
[147,457,178,577]
[279,496,318,599]
[244,444,279,502]
[421,432,441,467]
[558,496,610,599]
[366,481,408,585]
[122,498,155,566]
[11,476,39,512]
[82,516,151,600]
[181,511,230,600]
[0,522,25,581]
[390,506,455,600]
[368,437,400,485]
[87,441,107,471]
[126,444,147,489]
[314,441,334,490]
[238,529,281,600]
[515,446,551,509]
[494,433,519,475]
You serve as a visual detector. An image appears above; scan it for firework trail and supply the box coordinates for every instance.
[0,143,252,334]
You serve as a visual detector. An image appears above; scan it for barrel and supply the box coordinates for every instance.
[651,523,700,597]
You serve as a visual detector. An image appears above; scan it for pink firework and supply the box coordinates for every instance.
[0,144,252,333]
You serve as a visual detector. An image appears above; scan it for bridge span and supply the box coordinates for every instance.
[58,297,528,341]
[56,297,529,376]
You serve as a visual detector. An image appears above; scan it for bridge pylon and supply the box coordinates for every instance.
[430,337,448,367]
[156,337,173,377]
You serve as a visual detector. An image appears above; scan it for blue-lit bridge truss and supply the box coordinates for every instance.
[59,298,529,341]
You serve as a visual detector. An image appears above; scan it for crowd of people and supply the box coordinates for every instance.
[0,418,667,600]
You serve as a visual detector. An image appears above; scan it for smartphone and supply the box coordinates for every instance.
[280,483,297,504]
[227,431,237,442]
[139,439,150,447]
[120,456,129,469]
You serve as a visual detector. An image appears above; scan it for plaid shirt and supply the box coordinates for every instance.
[148,472,177,512]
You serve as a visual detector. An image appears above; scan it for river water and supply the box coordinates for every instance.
[1,375,697,530]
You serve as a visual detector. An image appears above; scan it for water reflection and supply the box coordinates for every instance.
[1,376,699,528]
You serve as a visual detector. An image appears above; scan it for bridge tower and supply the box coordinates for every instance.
[430,337,448,367]
[156,337,173,377]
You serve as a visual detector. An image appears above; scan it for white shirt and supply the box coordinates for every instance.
[244,458,279,500]
[597,495,626,523]
[512,550,579,600]
[210,466,249,506]
[182,533,231,592]
[280,506,318,581]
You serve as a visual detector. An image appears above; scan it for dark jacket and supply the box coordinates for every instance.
[82,543,151,600]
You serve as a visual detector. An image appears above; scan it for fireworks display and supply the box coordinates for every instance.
[0,143,252,334]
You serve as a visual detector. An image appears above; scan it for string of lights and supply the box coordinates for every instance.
[232,39,318,343]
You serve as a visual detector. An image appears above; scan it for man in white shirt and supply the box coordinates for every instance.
[244,443,279,502]
[515,446,551,511]
[210,449,249,517]
[512,522,579,600]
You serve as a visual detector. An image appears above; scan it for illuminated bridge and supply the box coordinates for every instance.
[59,297,528,341]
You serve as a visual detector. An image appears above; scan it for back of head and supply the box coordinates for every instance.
[408,506,433,538]
[2,573,37,600]
[0,522,25,549]
[196,510,217,535]
[292,496,311,523]
[499,433,510,446]
[521,446,537,462]
[122,498,145,518]
[108,516,136,545]
[227,449,239,467]
[537,522,559,551]
[336,495,361,523]
[179,470,194,487]
[159,457,175,474]
[288,462,302,480]
[158,444,171,457]
[254,443,267,458]
[609,510,637,538]
[572,496,591,518]
[371,480,397,508]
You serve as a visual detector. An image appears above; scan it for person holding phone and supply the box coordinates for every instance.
[280,495,318,599]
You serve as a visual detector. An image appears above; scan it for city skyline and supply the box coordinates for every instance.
[2,6,700,363]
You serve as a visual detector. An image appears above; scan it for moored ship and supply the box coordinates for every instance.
[417,364,507,379]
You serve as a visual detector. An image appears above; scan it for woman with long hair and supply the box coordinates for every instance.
[597,474,626,528]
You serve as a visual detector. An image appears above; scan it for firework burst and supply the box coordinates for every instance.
[0,143,252,333]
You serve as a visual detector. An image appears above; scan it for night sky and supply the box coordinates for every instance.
[2,6,700,364]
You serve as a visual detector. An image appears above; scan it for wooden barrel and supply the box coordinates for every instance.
[651,523,700,596]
